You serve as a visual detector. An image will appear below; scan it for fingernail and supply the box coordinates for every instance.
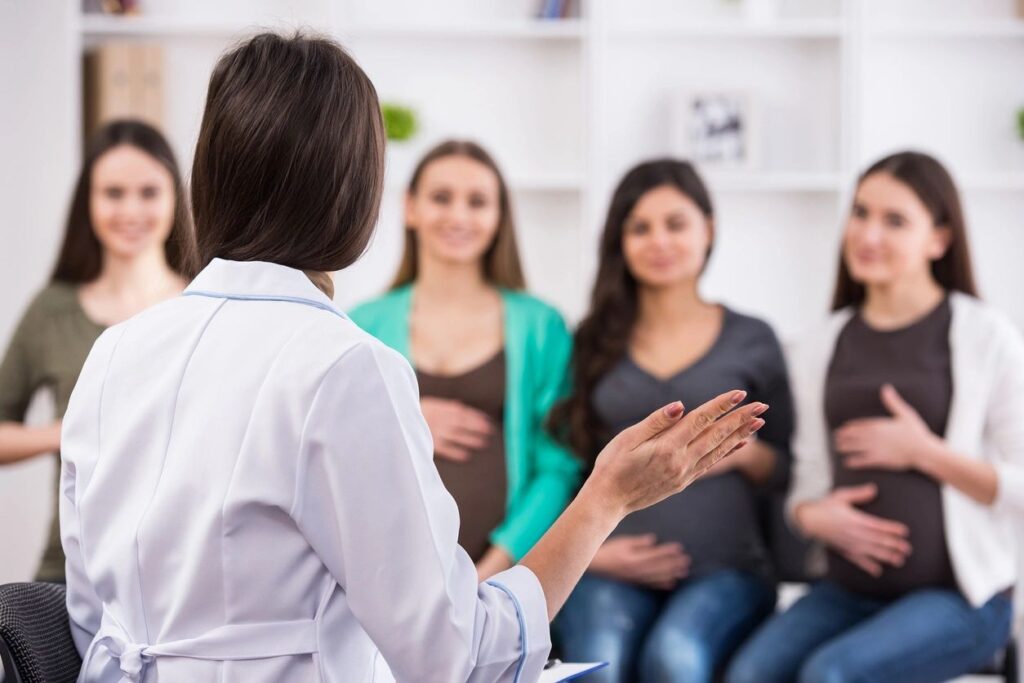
[750,418,765,431]
[731,390,747,405]
[664,401,684,418]
[752,403,769,416]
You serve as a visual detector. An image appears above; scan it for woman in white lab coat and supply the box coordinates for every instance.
[58,33,766,683]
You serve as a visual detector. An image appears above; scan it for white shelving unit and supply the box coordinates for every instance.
[67,0,1024,333]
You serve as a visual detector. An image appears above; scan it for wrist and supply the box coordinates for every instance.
[575,479,628,533]
[912,434,947,474]
[793,501,819,539]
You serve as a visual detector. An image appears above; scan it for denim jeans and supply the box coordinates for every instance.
[553,569,776,683]
[725,580,1013,683]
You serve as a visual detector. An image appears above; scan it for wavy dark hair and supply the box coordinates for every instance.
[832,151,979,310]
[549,159,713,462]
[391,139,525,290]
[51,120,191,283]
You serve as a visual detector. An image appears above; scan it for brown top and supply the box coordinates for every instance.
[825,297,957,599]
[416,351,507,562]
[0,283,106,582]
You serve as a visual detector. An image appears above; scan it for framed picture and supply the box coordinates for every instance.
[670,91,758,169]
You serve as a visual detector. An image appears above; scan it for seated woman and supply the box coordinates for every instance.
[726,151,1023,683]
[0,119,188,582]
[350,140,580,580]
[551,158,794,683]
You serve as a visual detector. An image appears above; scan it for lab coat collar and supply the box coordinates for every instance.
[185,258,344,318]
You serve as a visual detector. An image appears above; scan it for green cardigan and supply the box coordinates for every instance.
[349,285,581,560]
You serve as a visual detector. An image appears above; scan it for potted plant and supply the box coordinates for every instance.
[381,102,419,143]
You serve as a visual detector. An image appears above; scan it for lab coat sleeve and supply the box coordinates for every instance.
[59,327,125,657]
[292,340,551,683]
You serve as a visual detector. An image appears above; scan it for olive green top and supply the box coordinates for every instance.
[0,283,106,581]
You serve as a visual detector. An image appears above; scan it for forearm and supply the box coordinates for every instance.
[916,440,999,505]
[0,422,58,464]
[519,481,623,620]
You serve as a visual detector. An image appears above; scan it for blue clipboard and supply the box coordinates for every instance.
[539,661,609,682]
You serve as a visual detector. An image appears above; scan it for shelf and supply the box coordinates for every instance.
[345,19,585,41]
[79,14,585,40]
[703,171,844,193]
[385,173,584,194]
[610,18,843,40]
[869,20,1024,39]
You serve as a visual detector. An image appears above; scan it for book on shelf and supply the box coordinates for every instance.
[536,0,577,20]
[82,0,142,15]
[84,42,164,140]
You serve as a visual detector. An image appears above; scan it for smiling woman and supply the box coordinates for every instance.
[0,119,189,582]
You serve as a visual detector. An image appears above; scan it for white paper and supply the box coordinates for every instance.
[538,662,608,683]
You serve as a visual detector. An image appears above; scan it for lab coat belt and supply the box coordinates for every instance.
[83,610,319,682]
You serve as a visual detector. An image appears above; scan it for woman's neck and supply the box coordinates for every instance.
[635,280,709,332]
[414,255,493,308]
[304,270,335,299]
[861,272,946,330]
[91,249,181,302]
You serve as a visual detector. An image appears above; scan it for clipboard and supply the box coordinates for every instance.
[538,661,608,682]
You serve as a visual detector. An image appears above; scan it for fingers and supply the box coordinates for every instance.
[685,405,767,473]
[668,390,748,447]
[625,534,658,549]
[853,510,910,538]
[880,384,913,418]
[620,401,687,450]
[844,454,884,470]
[454,405,494,436]
[434,442,471,462]
[840,550,883,578]
[834,483,878,505]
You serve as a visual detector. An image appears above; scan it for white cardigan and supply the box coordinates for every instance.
[785,292,1024,609]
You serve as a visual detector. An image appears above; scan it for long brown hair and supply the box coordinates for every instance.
[550,159,714,462]
[831,151,979,310]
[391,140,525,289]
[51,120,191,283]
[190,32,385,277]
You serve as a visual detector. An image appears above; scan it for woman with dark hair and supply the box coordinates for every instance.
[726,151,1023,683]
[350,139,580,580]
[551,159,794,683]
[58,34,765,683]
[0,119,188,582]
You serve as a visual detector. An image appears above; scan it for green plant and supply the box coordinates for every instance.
[1018,107,1024,141]
[381,102,419,142]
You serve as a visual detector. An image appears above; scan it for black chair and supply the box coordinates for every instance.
[0,583,81,683]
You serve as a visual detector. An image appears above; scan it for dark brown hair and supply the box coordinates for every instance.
[189,32,385,276]
[391,139,525,289]
[832,151,979,310]
[51,120,190,283]
[550,158,714,461]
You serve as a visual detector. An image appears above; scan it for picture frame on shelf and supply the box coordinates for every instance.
[670,90,759,170]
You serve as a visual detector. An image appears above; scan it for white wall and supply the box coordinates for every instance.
[0,0,77,583]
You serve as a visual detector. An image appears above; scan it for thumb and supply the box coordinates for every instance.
[630,534,657,548]
[880,384,913,418]
[621,401,685,448]
[837,483,878,505]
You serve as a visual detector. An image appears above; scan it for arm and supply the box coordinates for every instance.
[490,312,581,561]
[0,302,59,464]
[293,343,551,683]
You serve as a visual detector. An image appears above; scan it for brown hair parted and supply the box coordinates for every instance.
[549,158,714,462]
[390,139,525,290]
[831,151,979,310]
[51,120,191,284]
[190,32,385,277]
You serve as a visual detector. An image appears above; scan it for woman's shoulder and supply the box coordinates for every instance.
[16,281,80,326]
[949,292,1023,350]
[501,289,568,328]
[348,286,412,328]
[721,306,779,343]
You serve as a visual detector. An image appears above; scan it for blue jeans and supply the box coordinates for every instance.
[554,569,776,683]
[725,581,1013,683]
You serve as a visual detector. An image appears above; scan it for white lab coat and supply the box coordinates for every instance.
[59,258,551,683]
